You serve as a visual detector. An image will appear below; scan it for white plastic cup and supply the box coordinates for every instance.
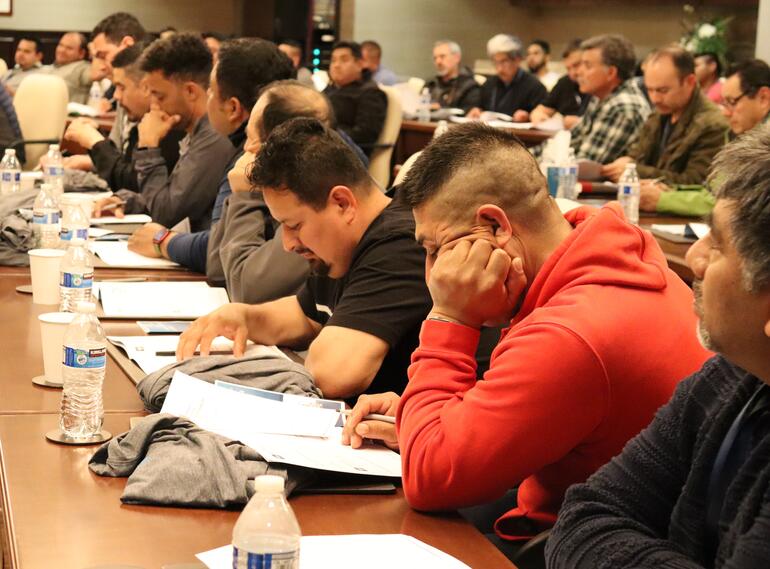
[28,249,65,305]
[38,312,77,385]
[20,171,41,191]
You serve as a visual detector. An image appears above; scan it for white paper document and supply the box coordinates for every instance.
[90,241,180,268]
[91,214,152,225]
[161,371,402,477]
[651,223,709,240]
[197,535,470,569]
[98,281,229,319]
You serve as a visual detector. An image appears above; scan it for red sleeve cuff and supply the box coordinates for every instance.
[418,319,481,355]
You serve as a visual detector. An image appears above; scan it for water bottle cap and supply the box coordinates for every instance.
[75,301,96,314]
[49,144,60,151]
[5,149,15,156]
[253,475,285,494]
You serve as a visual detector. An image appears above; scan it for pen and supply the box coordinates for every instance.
[155,350,233,356]
[100,200,126,212]
[340,409,396,424]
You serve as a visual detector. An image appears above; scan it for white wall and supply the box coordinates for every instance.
[757,0,770,61]
[0,0,237,33]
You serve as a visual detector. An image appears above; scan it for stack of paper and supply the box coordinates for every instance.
[650,223,709,241]
[162,371,402,477]
[98,281,229,319]
[90,241,179,268]
[198,535,470,569]
[91,214,152,225]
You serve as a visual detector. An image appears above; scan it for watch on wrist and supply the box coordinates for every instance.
[152,228,171,256]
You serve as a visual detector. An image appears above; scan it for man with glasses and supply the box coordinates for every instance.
[637,59,769,216]
[467,34,546,122]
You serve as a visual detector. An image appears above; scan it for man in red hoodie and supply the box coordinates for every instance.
[342,122,711,558]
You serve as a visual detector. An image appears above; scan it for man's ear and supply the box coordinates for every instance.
[475,204,512,248]
[328,185,358,223]
[119,36,135,50]
[184,81,201,102]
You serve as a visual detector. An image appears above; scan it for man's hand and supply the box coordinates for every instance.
[529,105,550,124]
[128,222,172,258]
[176,303,252,360]
[563,114,581,130]
[63,118,105,150]
[138,104,180,148]
[640,180,670,212]
[466,107,482,119]
[513,109,530,122]
[341,392,401,451]
[93,195,125,218]
[62,155,94,171]
[428,239,527,328]
[600,156,632,182]
[227,151,255,193]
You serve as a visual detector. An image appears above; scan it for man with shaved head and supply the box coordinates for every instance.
[342,122,710,559]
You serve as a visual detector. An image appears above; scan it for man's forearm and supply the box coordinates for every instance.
[245,296,319,349]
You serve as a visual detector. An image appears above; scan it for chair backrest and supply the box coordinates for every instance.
[407,76,425,95]
[474,74,488,86]
[0,58,8,77]
[393,150,422,187]
[13,73,69,169]
[368,85,402,189]
[311,69,329,92]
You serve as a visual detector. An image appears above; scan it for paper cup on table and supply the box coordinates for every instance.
[36,312,76,387]
[28,249,65,305]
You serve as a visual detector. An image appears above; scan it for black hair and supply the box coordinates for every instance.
[562,38,583,59]
[215,38,293,112]
[92,12,146,44]
[728,59,770,96]
[648,44,695,79]
[332,41,363,60]
[530,39,550,55]
[360,40,382,58]
[18,36,43,54]
[111,42,146,79]
[248,117,371,209]
[140,32,212,86]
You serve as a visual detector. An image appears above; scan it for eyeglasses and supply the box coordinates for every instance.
[723,91,750,109]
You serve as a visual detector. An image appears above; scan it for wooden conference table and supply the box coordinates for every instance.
[0,266,516,569]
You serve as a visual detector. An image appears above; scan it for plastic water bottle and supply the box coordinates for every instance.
[557,149,579,200]
[43,144,65,197]
[617,162,641,225]
[0,148,21,195]
[32,183,61,249]
[232,475,301,569]
[59,238,94,312]
[416,87,431,123]
[59,194,90,244]
[60,301,106,439]
[87,81,103,111]
[433,119,449,139]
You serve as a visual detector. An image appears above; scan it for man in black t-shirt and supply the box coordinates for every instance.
[178,118,431,401]
[530,39,588,129]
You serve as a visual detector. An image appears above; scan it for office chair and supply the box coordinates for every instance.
[12,73,68,169]
[367,85,402,189]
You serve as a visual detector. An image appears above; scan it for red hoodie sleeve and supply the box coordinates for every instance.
[398,319,608,511]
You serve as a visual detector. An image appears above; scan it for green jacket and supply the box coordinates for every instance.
[630,88,729,185]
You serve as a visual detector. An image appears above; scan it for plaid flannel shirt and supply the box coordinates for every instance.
[568,78,650,162]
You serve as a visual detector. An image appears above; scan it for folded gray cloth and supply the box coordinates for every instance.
[137,352,322,413]
[0,187,38,265]
[64,169,109,192]
[89,413,316,507]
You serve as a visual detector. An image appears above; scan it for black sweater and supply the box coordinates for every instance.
[547,355,770,569]
[324,77,387,153]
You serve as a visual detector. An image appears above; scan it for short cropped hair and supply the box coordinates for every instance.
[64,32,88,53]
[710,127,770,292]
[248,117,372,210]
[647,44,695,78]
[562,38,583,59]
[400,122,550,227]
[216,38,293,112]
[256,80,334,142]
[487,34,524,59]
[280,39,302,56]
[728,59,770,96]
[140,32,212,87]
[361,40,382,59]
[111,42,146,79]
[530,39,551,54]
[92,12,146,44]
[332,41,363,60]
[580,34,636,81]
[18,36,42,53]
[434,40,462,57]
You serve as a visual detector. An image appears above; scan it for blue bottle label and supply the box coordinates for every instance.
[46,166,64,176]
[620,184,633,195]
[546,165,560,197]
[62,346,106,369]
[232,547,299,569]
[60,228,88,241]
[33,211,60,224]
[60,271,93,288]
[1,171,18,182]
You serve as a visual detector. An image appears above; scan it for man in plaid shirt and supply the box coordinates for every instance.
[533,34,650,162]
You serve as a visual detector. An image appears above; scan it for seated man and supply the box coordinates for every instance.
[361,40,398,86]
[278,40,313,87]
[342,123,709,555]
[324,41,387,156]
[3,36,43,95]
[526,39,560,92]
[468,34,546,121]
[640,59,770,216]
[123,38,293,277]
[177,118,432,401]
[602,45,728,185]
[96,33,237,232]
[63,44,183,192]
[533,34,650,162]
[546,128,770,569]
[211,80,351,304]
[44,32,94,104]
[424,40,481,113]
[530,39,588,129]
[0,86,24,162]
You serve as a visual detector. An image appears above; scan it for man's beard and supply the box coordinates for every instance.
[529,61,544,73]
[693,280,718,351]
[296,247,331,277]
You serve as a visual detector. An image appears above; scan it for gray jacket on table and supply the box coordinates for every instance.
[207,191,309,303]
[118,115,237,232]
